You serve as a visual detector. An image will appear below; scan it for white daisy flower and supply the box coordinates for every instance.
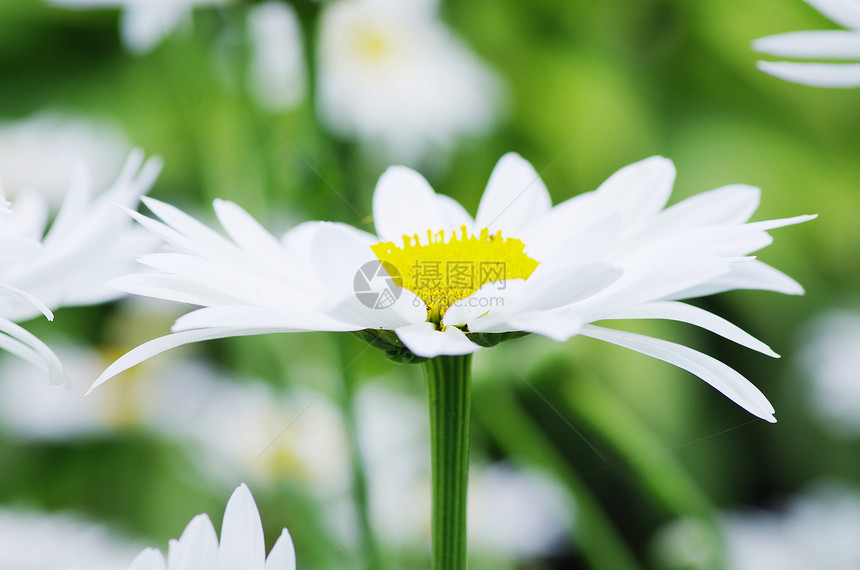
[93,153,812,422]
[753,0,860,87]
[1,149,161,384]
[49,0,228,55]
[316,0,503,164]
[128,484,296,570]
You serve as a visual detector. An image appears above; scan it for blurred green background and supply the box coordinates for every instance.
[1,0,858,568]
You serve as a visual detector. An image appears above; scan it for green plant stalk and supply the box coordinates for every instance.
[423,355,472,570]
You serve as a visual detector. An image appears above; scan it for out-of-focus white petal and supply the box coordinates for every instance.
[372,166,446,243]
[475,153,552,236]
[756,61,860,87]
[264,530,297,570]
[609,301,779,357]
[217,484,266,570]
[167,515,218,570]
[580,325,776,422]
[0,317,66,386]
[395,322,481,357]
[121,3,189,55]
[129,548,167,570]
[754,30,860,59]
[802,0,860,30]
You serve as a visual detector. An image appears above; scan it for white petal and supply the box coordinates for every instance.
[436,193,475,233]
[395,322,482,358]
[0,281,53,321]
[474,309,583,342]
[88,328,287,393]
[608,301,778,357]
[109,273,240,307]
[121,3,188,54]
[580,325,776,422]
[218,484,266,570]
[321,291,426,330]
[475,153,551,236]
[172,305,356,332]
[128,548,167,570]
[756,61,860,87]
[168,514,218,570]
[265,529,297,570]
[801,0,860,30]
[309,222,379,297]
[0,317,67,386]
[594,156,675,224]
[443,280,525,326]
[213,199,294,267]
[517,263,623,312]
[666,258,804,299]
[653,184,761,231]
[372,166,445,244]
[141,197,237,254]
[753,30,860,60]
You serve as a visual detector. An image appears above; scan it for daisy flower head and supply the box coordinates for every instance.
[128,484,296,570]
[49,0,228,55]
[0,149,161,384]
[316,0,503,164]
[753,0,860,87]
[93,153,812,422]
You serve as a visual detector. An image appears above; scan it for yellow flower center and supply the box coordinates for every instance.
[371,227,539,324]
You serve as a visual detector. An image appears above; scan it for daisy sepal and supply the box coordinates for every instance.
[580,324,776,423]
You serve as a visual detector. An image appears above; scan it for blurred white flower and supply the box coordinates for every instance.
[247,1,306,112]
[316,0,503,164]
[0,341,351,493]
[356,386,573,559]
[49,0,228,54]
[0,507,144,570]
[753,0,860,87]
[94,153,811,422]
[0,150,161,384]
[657,484,860,570]
[0,113,131,206]
[129,484,296,570]
[798,309,860,435]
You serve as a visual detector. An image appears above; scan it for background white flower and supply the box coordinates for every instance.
[128,483,295,570]
[0,113,131,206]
[753,0,860,87]
[316,0,503,164]
[655,484,860,570]
[798,309,860,435]
[0,149,161,384]
[246,1,306,112]
[48,0,228,54]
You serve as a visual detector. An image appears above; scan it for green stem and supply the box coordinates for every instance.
[422,355,472,570]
